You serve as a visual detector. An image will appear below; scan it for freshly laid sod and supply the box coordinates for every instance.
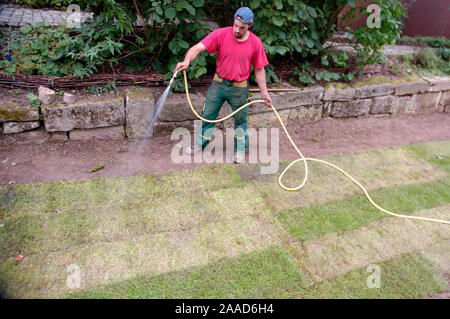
[277,178,450,241]
[287,204,450,282]
[0,141,448,298]
[70,246,306,299]
[300,252,447,299]
[237,146,445,211]
[71,249,446,299]
[404,142,450,174]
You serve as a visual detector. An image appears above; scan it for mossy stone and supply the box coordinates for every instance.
[0,103,39,122]
[352,75,425,88]
[125,87,154,100]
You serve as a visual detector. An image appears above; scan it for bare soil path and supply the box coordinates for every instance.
[0,113,449,186]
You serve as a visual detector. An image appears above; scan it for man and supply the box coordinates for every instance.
[174,7,272,163]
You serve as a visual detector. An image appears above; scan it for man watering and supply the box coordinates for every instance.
[174,7,272,163]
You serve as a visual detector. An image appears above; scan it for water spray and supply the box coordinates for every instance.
[148,70,179,136]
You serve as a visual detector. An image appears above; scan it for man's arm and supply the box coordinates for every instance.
[174,42,207,72]
[254,67,272,107]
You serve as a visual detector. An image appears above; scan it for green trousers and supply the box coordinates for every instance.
[194,73,249,153]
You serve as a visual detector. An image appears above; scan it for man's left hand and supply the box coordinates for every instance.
[262,92,272,107]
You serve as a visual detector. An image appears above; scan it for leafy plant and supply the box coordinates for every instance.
[249,64,279,86]
[341,71,355,82]
[331,52,349,68]
[399,36,450,62]
[8,89,22,95]
[292,59,353,86]
[79,0,213,88]
[1,0,407,89]
[88,81,117,95]
[2,21,124,78]
[341,0,405,68]
[415,48,439,69]
[0,59,16,74]
[27,93,41,108]
[390,66,401,75]
[315,70,340,82]
[398,50,450,77]
[292,63,316,85]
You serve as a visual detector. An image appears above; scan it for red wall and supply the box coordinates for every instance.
[338,0,450,38]
[402,0,450,37]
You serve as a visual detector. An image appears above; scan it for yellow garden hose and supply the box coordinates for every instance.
[179,70,450,225]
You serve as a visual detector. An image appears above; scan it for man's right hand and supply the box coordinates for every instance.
[175,61,189,72]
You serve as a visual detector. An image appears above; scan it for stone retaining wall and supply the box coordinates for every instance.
[0,75,449,141]
[153,75,449,135]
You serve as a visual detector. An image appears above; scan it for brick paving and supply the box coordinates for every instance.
[0,4,92,27]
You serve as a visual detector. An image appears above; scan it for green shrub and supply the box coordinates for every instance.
[415,48,439,69]
[1,1,407,88]
[4,20,124,78]
[399,49,450,77]
[77,0,213,89]
[341,0,405,68]
[400,36,450,62]
[26,92,40,108]
[400,36,450,49]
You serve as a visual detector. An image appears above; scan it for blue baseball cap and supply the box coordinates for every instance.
[234,7,254,25]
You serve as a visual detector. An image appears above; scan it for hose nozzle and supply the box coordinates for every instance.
[169,70,179,86]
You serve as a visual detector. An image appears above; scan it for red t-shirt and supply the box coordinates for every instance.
[201,27,269,82]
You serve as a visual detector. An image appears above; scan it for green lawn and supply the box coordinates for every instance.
[0,141,449,298]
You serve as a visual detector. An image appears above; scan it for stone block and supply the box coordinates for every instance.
[42,96,124,132]
[7,19,21,26]
[438,91,449,107]
[331,99,372,117]
[424,76,450,92]
[1,127,49,145]
[250,85,324,112]
[288,104,323,125]
[3,121,40,134]
[407,92,442,114]
[157,92,204,122]
[370,95,398,115]
[70,125,124,140]
[353,83,396,98]
[0,103,39,122]
[395,80,427,96]
[153,120,194,136]
[393,96,411,115]
[38,86,56,105]
[247,109,290,128]
[322,101,332,118]
[125,87,154,139]
[63,92,77,104]
[323,83,355,101]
